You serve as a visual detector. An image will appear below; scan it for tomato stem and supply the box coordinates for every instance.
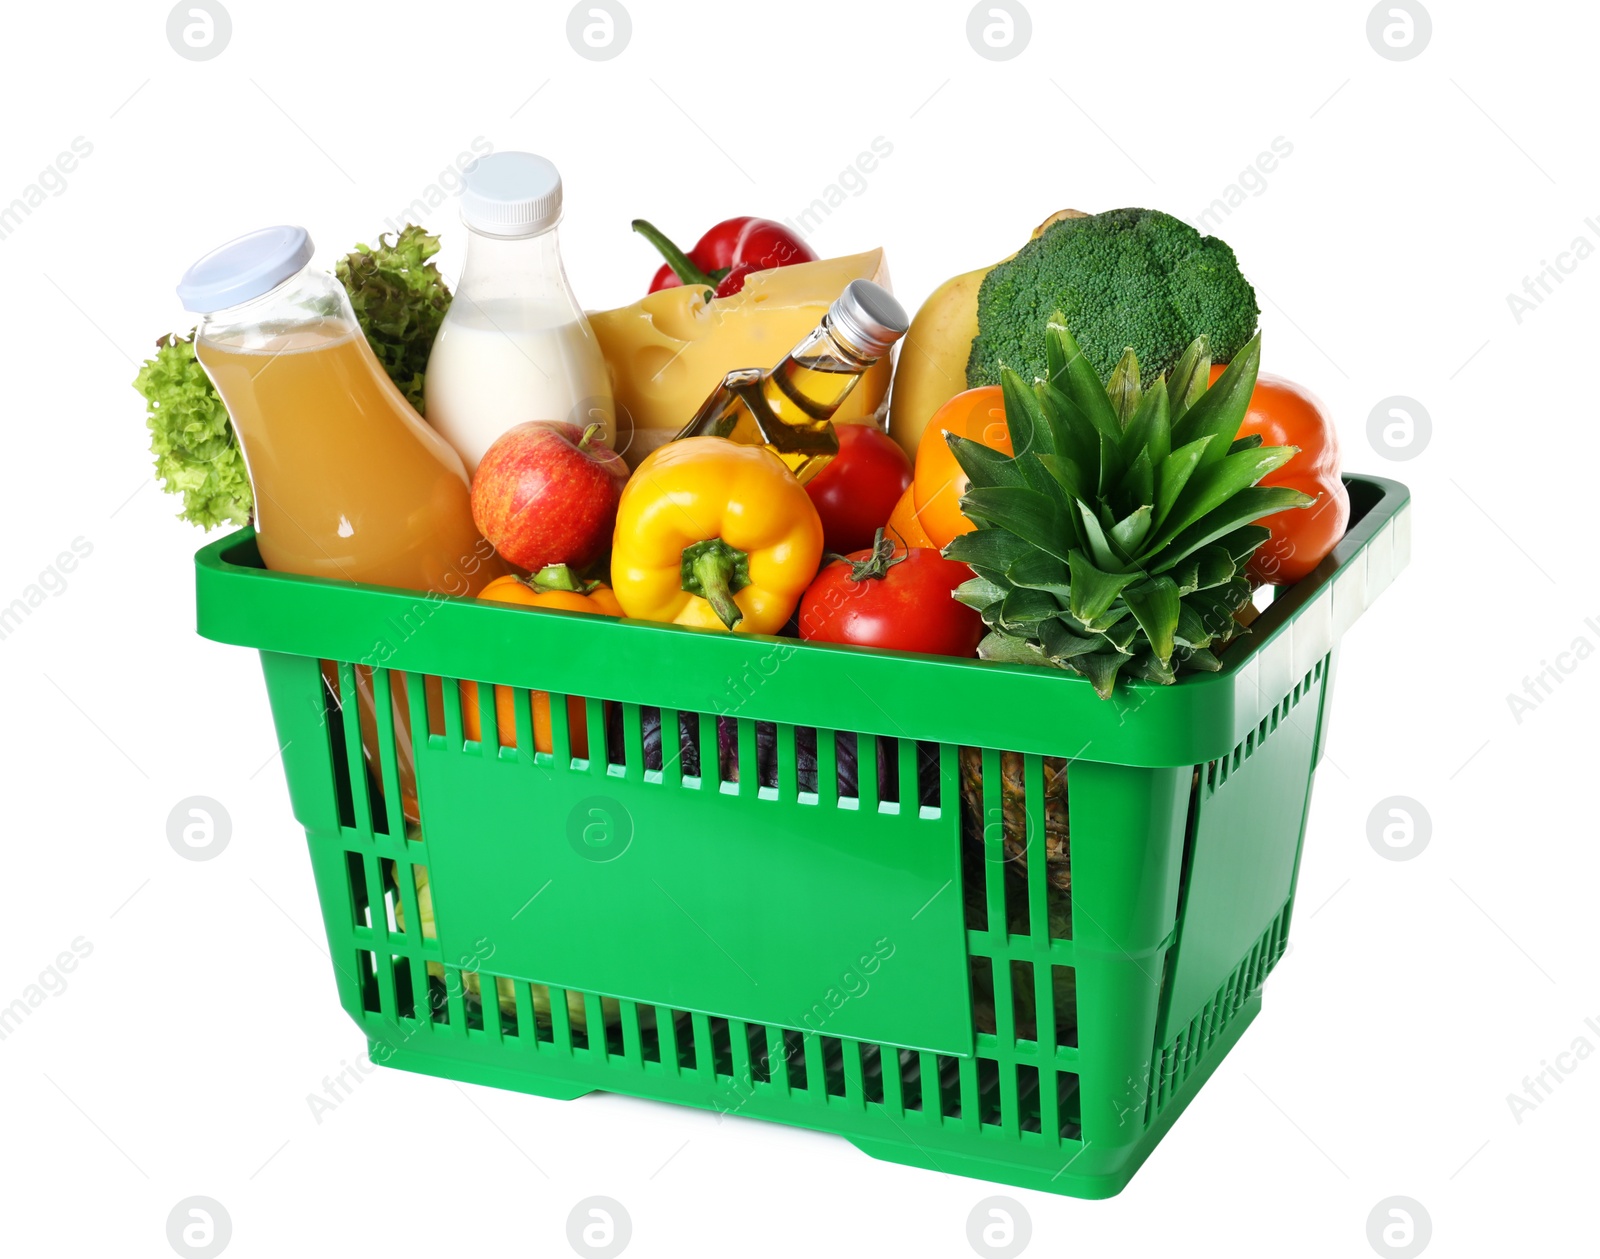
[827,528,905,583]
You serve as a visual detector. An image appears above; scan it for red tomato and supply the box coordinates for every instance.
[798,537,982,657]
[804,423,914,555]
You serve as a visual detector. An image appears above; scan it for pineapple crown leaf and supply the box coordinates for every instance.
[948,321,1315,699]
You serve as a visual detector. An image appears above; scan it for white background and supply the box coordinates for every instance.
[1,1,1595,1255]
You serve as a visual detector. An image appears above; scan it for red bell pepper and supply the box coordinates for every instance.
[1210,365,1350,586]
[633,217,817,298]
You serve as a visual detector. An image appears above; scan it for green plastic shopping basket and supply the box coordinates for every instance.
[194,472,1408,1199]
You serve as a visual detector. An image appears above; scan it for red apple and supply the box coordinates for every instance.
[471,421,629,573]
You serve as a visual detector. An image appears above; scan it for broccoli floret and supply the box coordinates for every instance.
[966,208,1259,386]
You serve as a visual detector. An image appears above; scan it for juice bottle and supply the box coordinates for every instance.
[672,279,908,483]
[182,228,498,593]
[180,226,504,821]
[424,152,615,473]
[197,323,500,590]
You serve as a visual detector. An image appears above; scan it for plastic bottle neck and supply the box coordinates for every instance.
[455,223,575,308]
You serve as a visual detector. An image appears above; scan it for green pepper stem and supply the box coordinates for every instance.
[527,564,598,594]
[680,537,751,631]
[632,219,719,290]
[691,549,743,630]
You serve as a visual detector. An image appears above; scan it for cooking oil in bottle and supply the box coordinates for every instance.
[674,279,908,483]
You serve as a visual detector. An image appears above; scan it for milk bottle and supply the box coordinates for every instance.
[424,152,616,472]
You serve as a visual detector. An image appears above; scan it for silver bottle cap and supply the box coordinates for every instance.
[827,279,910,360]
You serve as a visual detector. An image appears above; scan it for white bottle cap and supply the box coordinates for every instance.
[176,225,314,313]
[459,152,562,238]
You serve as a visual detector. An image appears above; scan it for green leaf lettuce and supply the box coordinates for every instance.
[133,333,252,529]
[335,224,451,415]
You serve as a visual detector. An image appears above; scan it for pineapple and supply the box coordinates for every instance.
[958,746,1073,1041]
[950,323,1307,1044]
[958,748,1071,895]
[946,323,1311,698]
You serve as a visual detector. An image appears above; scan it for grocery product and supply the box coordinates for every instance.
[135,226,458,528]
[470,421,629,573]
[134,333,252,529]
[1213,366,1350,585]
[180,226,498,596]
[967,208,1259,387]
[887,210,1084,456]
[335,224,452,415]
[180,225,505,827]
[610,436,824,633]
[459,567,621,755]
[946,324,1310,696]
[883,484,936,549]
[673,279,909,483]
[888,209,1259,455]
[634,216,817,297]
[587,249,894,466]
[802,421,913,554]
[424,153,614,473]
[798,529,982,656]
[912,385,1012,549]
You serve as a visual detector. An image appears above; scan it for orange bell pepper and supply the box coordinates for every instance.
[912,386,1013,549]
[884,484,936,550]
[1211,365,1350,585]
[460,567,621,754]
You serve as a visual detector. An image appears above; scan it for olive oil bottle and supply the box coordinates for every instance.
[673,279,909,483]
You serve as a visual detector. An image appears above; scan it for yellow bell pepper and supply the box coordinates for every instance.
[611,437,823,633]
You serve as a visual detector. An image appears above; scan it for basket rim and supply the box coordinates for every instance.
[195,473,1409,767]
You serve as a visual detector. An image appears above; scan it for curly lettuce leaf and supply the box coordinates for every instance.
[336,224,452,414]
[134,333,252,529]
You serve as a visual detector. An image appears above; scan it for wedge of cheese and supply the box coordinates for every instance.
[588,248,894,466]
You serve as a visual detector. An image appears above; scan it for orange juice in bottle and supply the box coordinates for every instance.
[182,228,497,593]
[180,226,504,820]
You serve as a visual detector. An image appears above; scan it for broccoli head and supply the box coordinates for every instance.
[966,207,1259,387]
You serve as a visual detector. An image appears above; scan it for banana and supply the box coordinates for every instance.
[887,210,1088,457]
